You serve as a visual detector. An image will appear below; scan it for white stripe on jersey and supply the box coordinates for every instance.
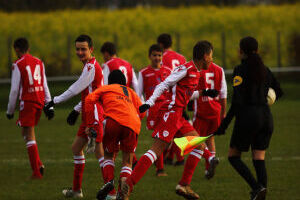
[168,85,177,110]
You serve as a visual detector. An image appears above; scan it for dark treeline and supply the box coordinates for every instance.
[0,0,297,12]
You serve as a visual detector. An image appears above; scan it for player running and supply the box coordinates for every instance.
[138,44,172,176]
[117,41,220,200]
[84,70,145,200]
[6,37,53,179]
[44,35,104,198]
[190,58,227,179]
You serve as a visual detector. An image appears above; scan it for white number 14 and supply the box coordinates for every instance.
[26,65,42,85]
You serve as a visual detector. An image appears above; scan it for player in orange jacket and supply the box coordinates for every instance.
[84,70,145,200]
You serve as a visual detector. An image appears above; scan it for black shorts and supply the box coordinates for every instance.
[230,105,273,152]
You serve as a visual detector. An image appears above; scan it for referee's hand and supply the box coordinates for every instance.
[139,104,150,113]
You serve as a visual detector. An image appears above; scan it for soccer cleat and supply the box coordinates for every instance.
[175,184,200,200]
[39,165,45,176]
[85,137,96,154]
[250,186,267,200]
[106,194,117,200]
[116,178,131,200]
[174,160,185,166]
[156,169,168,177]
[97,180,115,200]
[205,156,219,180]
[62,188,83,198]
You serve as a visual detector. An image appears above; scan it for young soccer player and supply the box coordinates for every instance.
[44,34,104,198]
[101,42,139,93]
[117,41,220,200]
[6,37,53,179]
[157,33,187,165]
[84,70,145,200]
[191,55,227,179]
[137,44,172,176]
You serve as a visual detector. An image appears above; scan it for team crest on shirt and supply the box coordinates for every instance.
[233,76,243,87]
[163,130,169,137]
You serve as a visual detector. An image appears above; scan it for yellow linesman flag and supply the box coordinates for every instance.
[174,135,212,156]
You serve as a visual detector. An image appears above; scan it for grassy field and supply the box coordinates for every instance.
[0,81,299,200]
[0,4,299,77]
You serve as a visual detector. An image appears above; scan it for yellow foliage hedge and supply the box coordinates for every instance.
[0,4,299,77]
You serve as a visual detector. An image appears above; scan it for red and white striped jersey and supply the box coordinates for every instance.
[138,65,171,101]
[102,57,139,93]
[193,63,227,119]
[146,60,200,111]
[53,57,104,122]
[162,50,186,71]
[7,54,51,114]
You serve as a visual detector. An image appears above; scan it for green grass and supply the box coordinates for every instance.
[0,81,300,200]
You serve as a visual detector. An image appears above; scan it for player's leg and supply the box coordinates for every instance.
[63,135,87,198]
[22,126,43,179]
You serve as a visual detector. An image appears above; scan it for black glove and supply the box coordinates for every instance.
[202,89,219,98]
[182,110,190,120]
[43,100,55,120]
[214,125,226,136]
[139,104,150,113]
[6,113,14,120]
[67,110,80,125]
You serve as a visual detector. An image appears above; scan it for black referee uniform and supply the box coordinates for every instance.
[220,60,283,152]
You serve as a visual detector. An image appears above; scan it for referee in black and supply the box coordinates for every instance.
[214,36,283,200]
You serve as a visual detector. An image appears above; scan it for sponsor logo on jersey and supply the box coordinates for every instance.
[163,130,169,137]
[233,76,243,86]
[163,112,170,122]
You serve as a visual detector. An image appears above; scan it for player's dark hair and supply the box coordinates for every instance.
[101,42,116,56]
[108,70,126,86]
[193,40,213,61]
[240,36,266,84]
[13,38,29,53]
[75,35,93,48]
[149,44,163,56]
[157,33,172,49]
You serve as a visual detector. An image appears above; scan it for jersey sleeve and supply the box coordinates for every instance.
[42,63,52,103]
[84,87,103,125]
[145,66,187,106]
[131,69,139,94]
[131,89,146,119]
[267,67,283,100]
[190,91,200,100]
[137,71,144,98]
[7,64,21,114]
[102,63,110,85]
[74,101,82,112]
[53,64,95,104]
[219,68,227,99]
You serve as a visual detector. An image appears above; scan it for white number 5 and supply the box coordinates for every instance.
[26,65,42,85]
[206,73,214,89]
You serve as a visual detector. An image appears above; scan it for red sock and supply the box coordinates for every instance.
[127,150,157,186]
[26,141,42,177]
[179,149,202,186]
[155,154,164,171]
[202,147,213,163]
[73,155,85,191]
[103,159,115,183]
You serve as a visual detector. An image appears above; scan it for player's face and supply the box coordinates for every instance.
[149,51,162,68]
[203,50,213,69]
[75,42,93,63]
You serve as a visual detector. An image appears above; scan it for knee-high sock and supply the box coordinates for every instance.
[26,141,42,177]
[127,150,157,186]
[73,155,85,191]
[98,157,104,178]
[155,154,164,171]
[179,149,202,186]
[253,159,267,188]
[228,156,258,190]
[103,159,115,183]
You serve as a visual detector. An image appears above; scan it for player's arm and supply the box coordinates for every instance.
[6,64,20,119]
[219,68,227,120]
[267,67,283,99]
[53,64,95,105]
[146,66,187,107]
[102,63,110,85]
[137,71,145,102]
[131,68,140,94]
[42,62,55,120]
[131,89,146,119]
[84,88,103,126]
